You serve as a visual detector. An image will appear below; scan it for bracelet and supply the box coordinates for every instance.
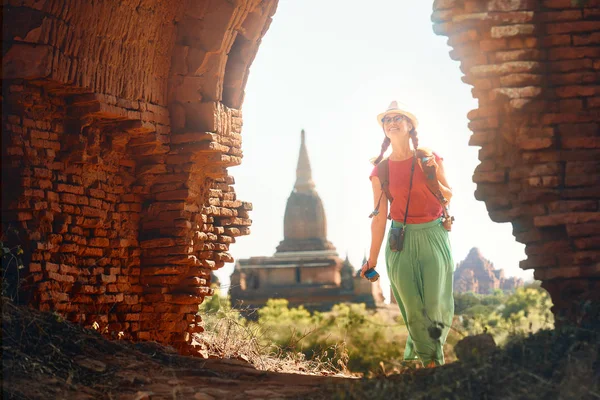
[366,260,376,269]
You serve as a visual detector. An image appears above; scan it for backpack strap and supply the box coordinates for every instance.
[369,159,393,219]
[416,149,448,205]
[402,154,417,225]
[377,159,394,205]
[416,149,455,229]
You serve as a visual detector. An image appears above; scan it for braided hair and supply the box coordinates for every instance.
[373,136,391,165]
[409,126,419,150]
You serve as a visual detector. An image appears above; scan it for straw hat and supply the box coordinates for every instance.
[377,101,419,128]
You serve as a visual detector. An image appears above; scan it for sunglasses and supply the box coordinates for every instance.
[382,115,407,124]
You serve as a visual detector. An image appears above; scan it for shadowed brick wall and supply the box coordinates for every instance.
[1,0,277,352]
[432,0,599,323]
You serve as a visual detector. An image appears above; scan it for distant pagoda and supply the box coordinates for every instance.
[454,247,524,294]
[230,130,383,314]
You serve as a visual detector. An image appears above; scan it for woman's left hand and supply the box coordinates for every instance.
[423,156,438,170]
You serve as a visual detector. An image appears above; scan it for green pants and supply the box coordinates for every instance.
[386,218,454,366]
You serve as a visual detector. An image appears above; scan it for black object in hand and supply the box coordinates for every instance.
[364,268,379,282]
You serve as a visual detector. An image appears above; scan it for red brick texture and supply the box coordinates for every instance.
[1,0,277,352]
[433,0,600,323]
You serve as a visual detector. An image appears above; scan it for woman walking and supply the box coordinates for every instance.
[361,101,454,367]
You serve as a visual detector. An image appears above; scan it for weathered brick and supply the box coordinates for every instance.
[534,212,600,227]
[544,0,599,8]
[562,137,600,149]
[573,32,600,46]
[567,222,600,237]
[555,85,598,98]
[56,183,84,195]
[491,24,535,38]
[587,97,600,109]
[499,73,542,86]
[542,34,571,47]
[89,237,110,247]
[548,46,600,61]
[546,21,600,35]
[491,86,542,99]
[488,0,536,11]
[48,272,75,283]
[517,138,555,150]
[540,10,582,22]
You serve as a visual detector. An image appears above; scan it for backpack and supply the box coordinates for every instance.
[372,148,455,231]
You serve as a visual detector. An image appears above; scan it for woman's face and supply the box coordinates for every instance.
[382,113,413,138]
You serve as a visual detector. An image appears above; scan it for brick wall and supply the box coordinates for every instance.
[0,80,255,349]
[2,0,179,104]
[2,0,277,352]
[2,84,146,338]
[432,0,600,322]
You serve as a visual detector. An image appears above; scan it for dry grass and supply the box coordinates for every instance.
[1,297,348,399]
[192,301,355,377]
[2,298,137,398]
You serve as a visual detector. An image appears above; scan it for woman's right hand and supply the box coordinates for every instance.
[360,261,374,278]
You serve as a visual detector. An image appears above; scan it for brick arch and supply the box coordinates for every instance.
[138,0,278,349]
[1,0,277,352]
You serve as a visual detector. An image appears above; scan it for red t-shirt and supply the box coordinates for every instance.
[370,153,443,224]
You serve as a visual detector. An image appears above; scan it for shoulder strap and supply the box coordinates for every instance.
[369,159,393,219]
[417,150,448,206]
[377,159,393,204]
[402,154,417,225]
[417,150,454,225]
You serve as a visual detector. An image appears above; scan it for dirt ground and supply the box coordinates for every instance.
[2,300,353,399]
[3,298,599,400]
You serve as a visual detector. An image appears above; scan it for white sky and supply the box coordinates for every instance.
[215,0,533,301]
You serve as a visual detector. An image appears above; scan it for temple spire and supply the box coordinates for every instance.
[294,129,315,193]
[342,253,353,271]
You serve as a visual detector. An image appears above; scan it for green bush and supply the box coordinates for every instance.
[462,304,495,317]
[454,285,554,343]
[480,289,504,306]
[197,284,554,376]
[253,300,405,373]
[453,292,481,314]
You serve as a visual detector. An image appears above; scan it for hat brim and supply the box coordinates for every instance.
[377,109,419,129]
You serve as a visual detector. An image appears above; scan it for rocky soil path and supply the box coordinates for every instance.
[6,350,349,399]
[2,300,350,399]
